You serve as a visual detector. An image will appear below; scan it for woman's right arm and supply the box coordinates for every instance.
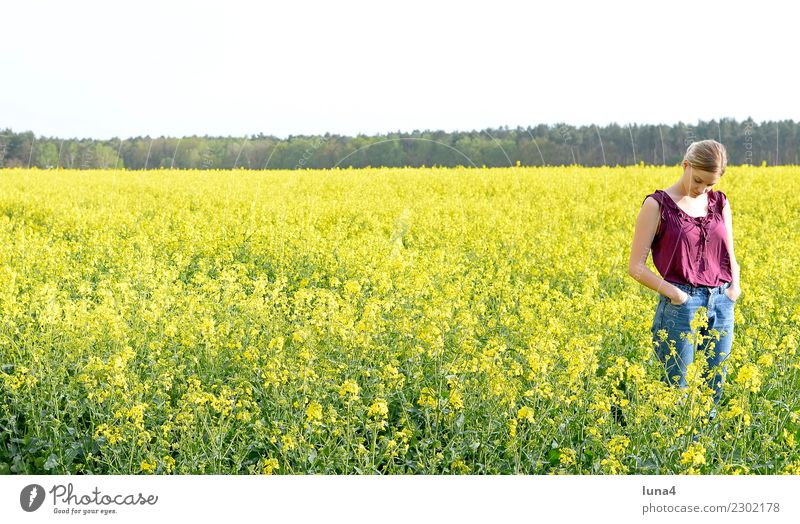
[628,196,687,304]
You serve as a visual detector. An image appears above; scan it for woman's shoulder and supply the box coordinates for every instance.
[641,188,664,206]
[712,189,729,211]
[642,189,677,211]
[641,191,669,226]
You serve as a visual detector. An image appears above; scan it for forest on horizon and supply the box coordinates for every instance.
[1,117,797,170]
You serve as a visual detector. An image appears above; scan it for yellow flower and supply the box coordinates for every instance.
[450,459,470,474]
[268,336,285,351]
[3,365,38,391]
[338,379,360,401]
[600,456,627,474]
[735,363,763,393]
[417,387,438,409]
[305,401,323,425]
[781,462,800,475]
[559,447,577,467]
[344,279,361,295]
[292,329,308,344]
[140,459,157,474]
[680,443,707,467]
[783,428,796,449]
[724,397,744,418]
[516,406,535,423]
[126,403,147,429]
[723,464,750,475]
[281,434,297,452]
[261,458,280,475]
[507,417,518,438]
[448,389,464,411]
[367,398,388,419]
[94,423,122,445]
[161,455,176,474]
[606,435,630,456]
[757,353,775,368]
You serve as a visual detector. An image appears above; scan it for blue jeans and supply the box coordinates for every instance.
[650,280,736,405]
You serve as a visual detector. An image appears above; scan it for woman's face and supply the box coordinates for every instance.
[683,161,720,198]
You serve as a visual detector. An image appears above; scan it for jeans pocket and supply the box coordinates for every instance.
[720,283,737,304]
[664,295,697,325]
[664,295,690,316]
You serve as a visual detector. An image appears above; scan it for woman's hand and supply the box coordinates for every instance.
[669,290,689,306]
[724,285,741,302]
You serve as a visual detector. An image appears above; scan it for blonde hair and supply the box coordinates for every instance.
[684,139,727,175]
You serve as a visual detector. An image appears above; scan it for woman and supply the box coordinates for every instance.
[628,139,741,420]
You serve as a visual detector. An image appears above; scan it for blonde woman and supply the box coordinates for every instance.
[628,139,741,422]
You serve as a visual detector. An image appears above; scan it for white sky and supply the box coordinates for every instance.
[1,0,797,140]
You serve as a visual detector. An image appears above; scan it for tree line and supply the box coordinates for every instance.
[0,118,797,169]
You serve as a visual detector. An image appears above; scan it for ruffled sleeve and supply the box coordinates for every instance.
[715,190,728,214]
[656,189,687,225]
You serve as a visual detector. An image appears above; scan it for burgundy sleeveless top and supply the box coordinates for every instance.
[642,189,732,287]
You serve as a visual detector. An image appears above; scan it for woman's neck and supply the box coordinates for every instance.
[667,184,705,201]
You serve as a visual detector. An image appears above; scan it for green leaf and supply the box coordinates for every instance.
[44,453,59,470]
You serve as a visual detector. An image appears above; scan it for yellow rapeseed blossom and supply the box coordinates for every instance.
[735,363,763,393]
[516,406,535,423]
[559,448,577,467]
[680,443,707,468]
[448,389,464,411]
[722,464,750,475]
[782,428,796,448]
[140,459,157,474]
[781,462,800,475]
[417,387,438,409]
[606,435,630,456]
[306,401,323,425]
[344,279,361,295]
[161,455,176,474]
[450,459,470,474]
[367,398,388,419]
[600,456,627,474]
[94,423,123,445]
[338,379,360,401]
[280,434,297,452]
[261,458,280,475]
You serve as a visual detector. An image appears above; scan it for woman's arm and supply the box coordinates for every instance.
[722,201,741,300]
[628,196,686,303]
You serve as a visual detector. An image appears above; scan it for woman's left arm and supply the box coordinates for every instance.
[722,201,741,300]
